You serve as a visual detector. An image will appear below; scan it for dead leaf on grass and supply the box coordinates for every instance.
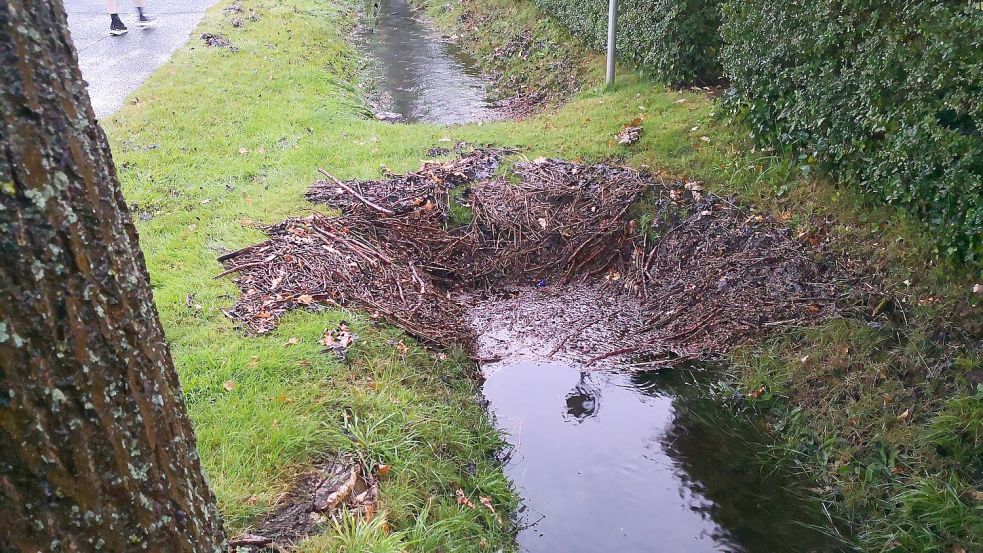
[479,496,495,513]
[223,380,237,392]
[455,489,475,508]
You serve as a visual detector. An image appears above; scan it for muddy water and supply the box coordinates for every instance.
[357,0,502,124]
[474,286,849,552]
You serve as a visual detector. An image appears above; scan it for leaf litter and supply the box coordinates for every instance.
[219,145,861,367]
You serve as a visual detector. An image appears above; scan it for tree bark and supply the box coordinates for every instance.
[0,0,226,551]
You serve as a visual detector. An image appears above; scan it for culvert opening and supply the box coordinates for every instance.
[218,146,858,551]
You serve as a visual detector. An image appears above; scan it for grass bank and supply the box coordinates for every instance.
[104,0,982,550]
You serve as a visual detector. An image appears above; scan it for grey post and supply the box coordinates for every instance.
[605,0,618,86]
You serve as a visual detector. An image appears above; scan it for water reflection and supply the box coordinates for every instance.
[482,363,850,552]
[564,372,600,422]
[357,0,502,124]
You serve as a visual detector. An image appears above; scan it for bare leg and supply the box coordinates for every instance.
[106,0,119,13]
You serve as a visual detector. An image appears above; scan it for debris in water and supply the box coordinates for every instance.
[219,146,856,366]
[374,111,403,123]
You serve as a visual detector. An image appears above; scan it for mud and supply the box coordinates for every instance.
[229,458,378,551]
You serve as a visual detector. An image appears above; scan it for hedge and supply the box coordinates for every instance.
[533,0,723,84]
[719,1,983,261]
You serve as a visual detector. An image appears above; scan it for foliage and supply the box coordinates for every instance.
[531,0,723,84]
[719,0,983,262]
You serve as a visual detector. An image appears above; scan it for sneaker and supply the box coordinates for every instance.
[110,18,128,35]
[136,14,156,28]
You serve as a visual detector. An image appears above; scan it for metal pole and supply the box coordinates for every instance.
[605,0,618,86]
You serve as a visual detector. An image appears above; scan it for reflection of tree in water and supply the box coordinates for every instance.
[564,371,601,422]
[631,368,848,553]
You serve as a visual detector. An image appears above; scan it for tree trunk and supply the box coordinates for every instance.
[0,0,226,551]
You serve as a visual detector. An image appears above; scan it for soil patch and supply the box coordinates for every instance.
[218,147,856,366]
[229,458,378,551]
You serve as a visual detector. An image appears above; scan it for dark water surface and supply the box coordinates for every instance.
[482,362,850,552]
[358,0,502,124]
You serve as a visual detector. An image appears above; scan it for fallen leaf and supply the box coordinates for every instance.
[364,504,375,521]
[749,387,765,399]
[616,125,642,146]
[377,464,391,477]
[223,380,237,392]
[455,489,475,508]
[297,294,315,305]
[974,284,983,295]
[479,496,495,513]
[284,337,300,346]
[898,409,911,421]
[238,147,249,154]
[395,340,409,355]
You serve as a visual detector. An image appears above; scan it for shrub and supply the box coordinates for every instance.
[720,0,983,262]
[533,0,723,84]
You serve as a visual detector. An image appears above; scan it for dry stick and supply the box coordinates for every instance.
[587,347,639,365]
[317,168,395,215]
[217,239,271,262]
[213,255,276,279]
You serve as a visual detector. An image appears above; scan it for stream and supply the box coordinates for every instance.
[354,9,851,551]
[357,0,503,124]
[472,286,850,552]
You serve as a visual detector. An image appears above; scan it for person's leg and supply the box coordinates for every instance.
[107,0,128,35]
[132,0,155,28]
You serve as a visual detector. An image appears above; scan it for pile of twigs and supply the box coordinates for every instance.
[219,146,852,362]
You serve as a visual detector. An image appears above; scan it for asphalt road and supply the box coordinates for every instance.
[65,0,220,117]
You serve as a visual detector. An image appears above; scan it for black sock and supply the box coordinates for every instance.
[137,7,145,17]
[110,13,122,24]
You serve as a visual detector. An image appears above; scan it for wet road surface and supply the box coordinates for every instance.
[65,0,220,116]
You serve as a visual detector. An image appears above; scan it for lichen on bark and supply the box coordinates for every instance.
[0,0,226,550]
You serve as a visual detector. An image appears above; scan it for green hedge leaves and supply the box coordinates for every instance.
[535,0,981,261]
[533,0,723,84]
[720,0,983,261]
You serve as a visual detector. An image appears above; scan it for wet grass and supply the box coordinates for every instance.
[103,0,982,549]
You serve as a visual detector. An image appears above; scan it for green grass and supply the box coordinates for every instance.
[104,0,982,549]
